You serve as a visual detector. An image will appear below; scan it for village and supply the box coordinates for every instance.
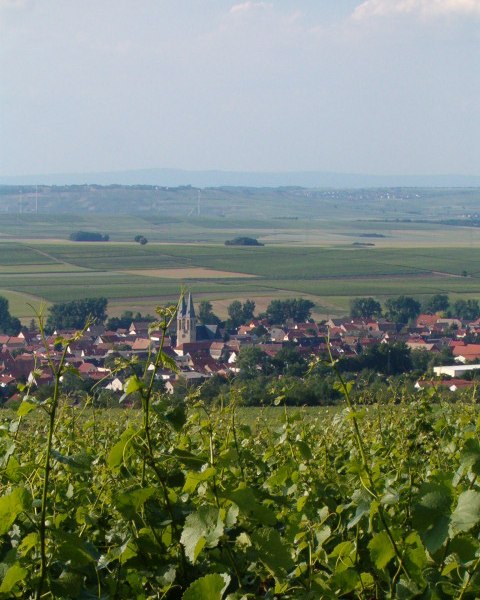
[1,292,480,406]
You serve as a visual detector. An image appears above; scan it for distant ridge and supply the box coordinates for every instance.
[1,168,480,188]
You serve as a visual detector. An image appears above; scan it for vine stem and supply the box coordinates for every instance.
[457,554,480,600]
[36,314,84,599]
[324,345,412,582]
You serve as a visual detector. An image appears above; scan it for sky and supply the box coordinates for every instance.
[1,0,480,178]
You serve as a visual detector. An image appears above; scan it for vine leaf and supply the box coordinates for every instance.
[251,527,294,579]
[0,487,31,535]
[182,573,230,600]
[0,564,28,594]
[449,490,480,535]
[412,483,452,554]
[226,487,276,526]
[368,531,395,570]
[181,506,224,564]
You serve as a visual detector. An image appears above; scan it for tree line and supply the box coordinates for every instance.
[350,293,480,323]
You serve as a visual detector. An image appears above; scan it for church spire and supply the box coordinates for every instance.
[176,292,197,345]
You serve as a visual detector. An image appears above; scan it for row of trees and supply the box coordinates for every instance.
[198,297,315,328]
[69,231,109,242]
[46,298,108,331]
[350,293,480,323]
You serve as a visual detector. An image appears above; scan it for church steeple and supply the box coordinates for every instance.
[176,292,196,345]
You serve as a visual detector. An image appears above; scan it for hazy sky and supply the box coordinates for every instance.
[1,0,480,177]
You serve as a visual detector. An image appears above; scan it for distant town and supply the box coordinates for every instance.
[1,292,480,407]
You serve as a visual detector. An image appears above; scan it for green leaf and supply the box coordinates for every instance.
[226,487,276,526]
[51,449,92,471]
[107,427,137,469]
[0,564,27,593]
[0,487,31,535]
[124,375,143,396]
[182,573,230,600]
[296,440,313,460]
[115,486,156,519]
[180,506,224,564]
[331,568,359,595]
[52,531,98,566]
[183,468,216,494]
[153,398,187,431]
[251,527,294,579]
[368,531,395,570]
[157,350,179,373]
[17,400,37,417]
[17,532,39,556]
[172,448,208,471]
[449,490,480,535]
[412,483,452,554]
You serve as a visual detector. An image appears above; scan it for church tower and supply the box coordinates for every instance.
[176,293,197,345]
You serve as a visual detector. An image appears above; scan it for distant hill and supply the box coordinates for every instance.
[1,168,480,188]
[0,183,479,223]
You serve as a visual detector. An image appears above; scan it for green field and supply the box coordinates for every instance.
[1,238,480,321]
[1,186,479,321]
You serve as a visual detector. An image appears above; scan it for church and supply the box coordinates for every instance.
[176,293,220,347]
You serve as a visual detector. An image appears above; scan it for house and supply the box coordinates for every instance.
[433,364,480,378]
[452,344,480,363]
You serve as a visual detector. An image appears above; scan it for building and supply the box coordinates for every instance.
[177,293,197,345]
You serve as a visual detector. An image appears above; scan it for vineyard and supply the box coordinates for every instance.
[0,313,480,598]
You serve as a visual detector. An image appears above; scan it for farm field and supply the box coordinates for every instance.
[1,238,480,320]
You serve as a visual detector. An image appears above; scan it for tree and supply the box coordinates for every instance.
[350,297,382,319]
[46,297,108,331]
[346,342,412,376]
[265,298,315,324]
[423,294,449,314]
[453,299,480,321]
[197,301,221,325]
[384,296,421,324]
[242,299,255,321]
[227,300,256,328]
[236,346,271,380]
[0,296,21,335]
[271,346,307,377]
[134,235,148,245]
[227,301,243,328]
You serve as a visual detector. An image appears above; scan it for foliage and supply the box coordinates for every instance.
[341,342,413,376]
[266,298,315,324]
[422,293,450,314]
[134,235,148,245]
[197,301,221,325]
[46,297,108,331]
[106,310,153,331]
[69,231,109,242]
[0,296,21,336]
[452,299,480,321]
[227,299,255,328]
[350,297,382,319]
[236,346,272,380]
[384,295,421,324]
[2,363,480,597]
[224,236,263,246]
